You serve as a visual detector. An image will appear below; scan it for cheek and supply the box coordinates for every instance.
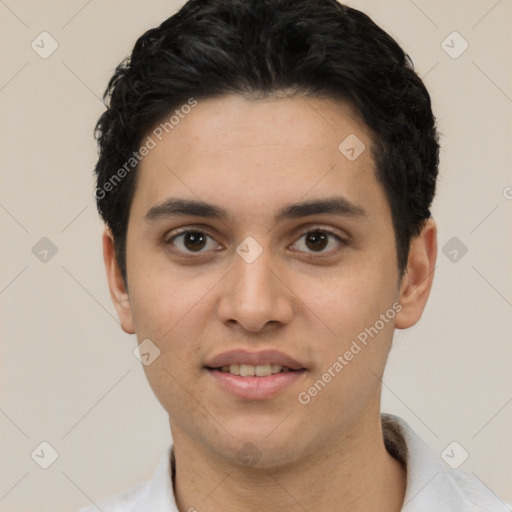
[294,260,397,342]
[127,267,215,381]
[130,274,208,416]
[291,258,398,403]
[296,277,396,421]
[128,263,205,339]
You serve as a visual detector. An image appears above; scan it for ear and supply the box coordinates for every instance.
[394,218,437,329]
[102,227,135,334]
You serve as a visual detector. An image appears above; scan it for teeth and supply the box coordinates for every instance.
[219,364,287,376]
[255,364,271,377]
[239,364,254,377]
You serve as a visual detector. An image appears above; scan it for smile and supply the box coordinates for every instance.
[214,363,295,377]
[206,366,306,400]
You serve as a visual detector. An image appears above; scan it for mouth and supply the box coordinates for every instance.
[205,363,301,377]
[204,350,307,400]
[204,349,306,372]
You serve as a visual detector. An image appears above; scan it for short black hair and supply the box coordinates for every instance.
[94,0,439,286]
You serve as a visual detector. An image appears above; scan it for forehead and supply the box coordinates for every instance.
[131,94,390,226]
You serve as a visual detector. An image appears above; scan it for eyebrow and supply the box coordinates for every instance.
[144,196,367,223]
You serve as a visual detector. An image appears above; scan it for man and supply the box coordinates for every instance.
[81,0,510,510]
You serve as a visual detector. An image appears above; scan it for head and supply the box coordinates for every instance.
[97,0,438,468]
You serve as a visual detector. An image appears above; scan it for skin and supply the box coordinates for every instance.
[103,93,437,512]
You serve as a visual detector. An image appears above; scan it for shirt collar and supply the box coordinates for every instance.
[144,444,179,511]
[382,413,509,511]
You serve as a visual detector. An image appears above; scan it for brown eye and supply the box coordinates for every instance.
[292,229,345,255]
[182,232,207,251]
[167,230,219,254]
[305,231,329,251]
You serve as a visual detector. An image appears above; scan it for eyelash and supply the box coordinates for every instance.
[164,226,346,259]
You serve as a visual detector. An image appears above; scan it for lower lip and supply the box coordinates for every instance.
[206,369,306,400]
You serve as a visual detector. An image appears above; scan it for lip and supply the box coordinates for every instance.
[206,368,307,400]
[204,349,307,400]
[204,349,306,371]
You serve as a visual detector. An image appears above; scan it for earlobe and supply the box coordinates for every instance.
[394,218,437,330]
[102,227,135,334]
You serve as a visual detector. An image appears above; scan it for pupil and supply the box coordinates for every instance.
[306,231,327,251]
[184,232,206,251]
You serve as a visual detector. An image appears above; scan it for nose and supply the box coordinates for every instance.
[216,245,294,333]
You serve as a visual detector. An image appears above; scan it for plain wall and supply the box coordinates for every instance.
[1,1,511,510]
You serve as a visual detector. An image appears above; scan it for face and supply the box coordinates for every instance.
[104,93,435,468]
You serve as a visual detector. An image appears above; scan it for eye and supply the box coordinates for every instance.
[166,229,220,254]
[291,229,345,256]
[165,227,346,258]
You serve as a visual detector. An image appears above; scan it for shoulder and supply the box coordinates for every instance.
[77,444,176,512]
[440,469,512,512]
[77,479,151,512]
[382,414,511,512]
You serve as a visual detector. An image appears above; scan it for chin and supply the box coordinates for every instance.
[206,424,309,470]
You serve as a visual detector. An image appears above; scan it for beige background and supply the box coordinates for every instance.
[1,0,511,510]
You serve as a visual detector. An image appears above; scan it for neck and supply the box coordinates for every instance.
[171,414,406,512]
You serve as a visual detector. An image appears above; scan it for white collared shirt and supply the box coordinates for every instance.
[78,414,511,511]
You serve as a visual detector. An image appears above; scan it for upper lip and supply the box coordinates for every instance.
[205,350,306,371]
